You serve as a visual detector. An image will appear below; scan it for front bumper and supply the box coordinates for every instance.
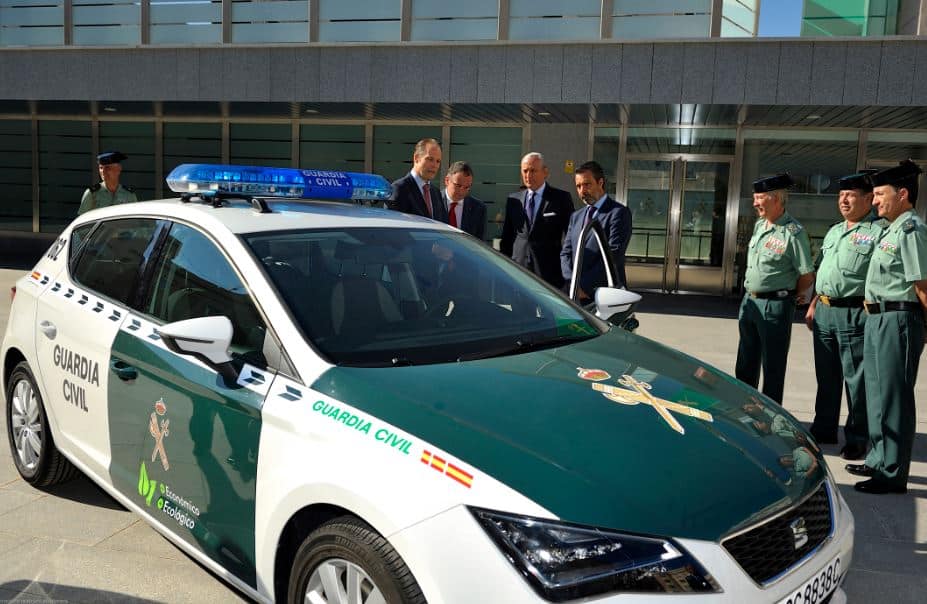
[389,484,854,603]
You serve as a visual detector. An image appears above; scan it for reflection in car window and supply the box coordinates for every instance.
[245,228,601,367]
[71,218,159,305]
[144,223,274,369]
[68,223,96,265]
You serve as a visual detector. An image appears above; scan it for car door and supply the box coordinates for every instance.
[107,221,283,589]
[33,217,163,480]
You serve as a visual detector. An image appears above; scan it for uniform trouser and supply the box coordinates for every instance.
[736,295,795,404]
[810,304,868,446]
[863,310,924,486]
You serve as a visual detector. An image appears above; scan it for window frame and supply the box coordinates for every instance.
[132,217,297,379]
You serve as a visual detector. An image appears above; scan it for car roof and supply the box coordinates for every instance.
[74,197,455,235]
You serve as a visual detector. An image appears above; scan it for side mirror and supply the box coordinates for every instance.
[594,287,642,321]
[159,316,238,383]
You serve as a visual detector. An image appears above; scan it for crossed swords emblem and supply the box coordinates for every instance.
[593,375,713,435]
[149,410,170,471]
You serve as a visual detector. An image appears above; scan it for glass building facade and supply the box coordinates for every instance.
[801,0,900,36]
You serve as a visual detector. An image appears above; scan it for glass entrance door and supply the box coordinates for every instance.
[624,157,731,294]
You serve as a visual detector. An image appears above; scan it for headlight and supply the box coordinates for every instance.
[470,507,720,601]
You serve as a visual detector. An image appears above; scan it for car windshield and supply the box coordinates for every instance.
[243,227,602,366]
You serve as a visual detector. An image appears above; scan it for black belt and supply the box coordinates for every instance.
[749,289,796,299]
[864,301,923,314]
[818,295,865,308]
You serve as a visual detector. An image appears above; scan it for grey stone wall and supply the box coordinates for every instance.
[3,39,927,106]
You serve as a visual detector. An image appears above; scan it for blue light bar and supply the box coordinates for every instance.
[166,164,391,201]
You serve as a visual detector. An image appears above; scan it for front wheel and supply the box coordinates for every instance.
[5,361,77,486]
[288,516,425,604]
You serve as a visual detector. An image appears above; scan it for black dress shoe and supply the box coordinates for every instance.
[840,443,867,460]
[845,463,875,476]
[854,478,907,494]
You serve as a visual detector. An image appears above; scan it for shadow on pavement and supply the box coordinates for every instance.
[0,580,161,603]
[29,473,126,512]
[635,291,741,319]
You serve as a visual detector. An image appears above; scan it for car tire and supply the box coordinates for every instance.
[288,515,425,604]
[5,361,78,486]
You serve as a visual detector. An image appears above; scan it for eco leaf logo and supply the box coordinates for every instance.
[138,461,165,509]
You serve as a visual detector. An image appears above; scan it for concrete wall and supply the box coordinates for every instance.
[4,38,927,106]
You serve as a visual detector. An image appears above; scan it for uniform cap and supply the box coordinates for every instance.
[97,151,128,165]
[837,169,877,193]
[753,173,793,193]
[866,159,922,188]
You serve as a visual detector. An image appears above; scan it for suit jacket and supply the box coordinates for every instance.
[560,197,633,295]
[443,192,487,241]
[500,184,573,288]
[387,172,447,223]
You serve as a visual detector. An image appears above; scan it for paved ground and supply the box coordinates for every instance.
[0,267,925,602]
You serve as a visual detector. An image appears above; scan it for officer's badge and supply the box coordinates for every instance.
[902,219,916,233]
[851,232,873,246]
[879,240,897,254]
[786,222,802,234]
[576,367,611,381]
[764,237,786,254]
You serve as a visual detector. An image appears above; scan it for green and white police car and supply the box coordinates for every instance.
[3,165,852,604]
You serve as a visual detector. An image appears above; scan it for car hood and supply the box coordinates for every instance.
[311,327,826,541]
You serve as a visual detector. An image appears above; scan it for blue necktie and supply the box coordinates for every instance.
[525,192,535,227]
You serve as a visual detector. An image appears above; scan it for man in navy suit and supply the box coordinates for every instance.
[442,161,487,241]
[501,152,574,288]
[388,138,447,223]
[560,161,633,302]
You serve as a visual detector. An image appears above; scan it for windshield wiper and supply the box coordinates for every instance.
[457,334,593,362]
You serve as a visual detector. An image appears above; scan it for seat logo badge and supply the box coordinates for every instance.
[790,517,808,549]
[149,398,171,471]
[592,375,714,435]
[577,367,611,381]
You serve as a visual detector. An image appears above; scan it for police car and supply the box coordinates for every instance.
[3,164,852,603]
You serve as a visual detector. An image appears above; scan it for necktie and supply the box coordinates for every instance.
[422,182,433,217]
[584,205,595,226]
[525,191,535,227]
[448,201,459,227]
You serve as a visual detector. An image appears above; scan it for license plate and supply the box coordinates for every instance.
[777,556,841,604]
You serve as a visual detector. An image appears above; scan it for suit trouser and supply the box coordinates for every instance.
[863,310,924,486]
[810,304,868,446]
[736,295,794,404]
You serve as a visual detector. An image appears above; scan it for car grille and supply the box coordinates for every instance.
[722,482,832,585]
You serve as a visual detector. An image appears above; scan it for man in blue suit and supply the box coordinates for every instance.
[560,161,633,302]
[387,138,447,223]
[442,161,487,241]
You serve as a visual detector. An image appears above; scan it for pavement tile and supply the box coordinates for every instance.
[95,520,188,563]
[0,531,30,557]
[0,487,43,517]
[0,538,247,604]
[841,568,927,602]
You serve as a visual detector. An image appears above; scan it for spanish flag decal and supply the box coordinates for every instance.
[421,450,474,489]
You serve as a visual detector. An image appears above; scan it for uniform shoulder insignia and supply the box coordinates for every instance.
[902,219,916,233]
[124,185,136,193]
[89,183,101,192]
[786,222,802,234]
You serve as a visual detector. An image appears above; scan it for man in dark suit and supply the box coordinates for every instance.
[442,161,487,241]
[560,161,633,302]
[501,152,574,288]
[387,138,447,222]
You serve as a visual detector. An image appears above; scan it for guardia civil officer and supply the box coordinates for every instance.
[849,160,927,495]
[804,171,883,460]
[78,151,138,215]
[736,174,815,404]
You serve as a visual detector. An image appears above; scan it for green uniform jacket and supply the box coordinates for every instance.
[865,209,927,301]
[815,215,885,298]
[78,183,138,215]
[744,212,814,293]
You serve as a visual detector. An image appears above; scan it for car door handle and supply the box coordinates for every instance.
[39,320,57,340]
[110,359,138,382]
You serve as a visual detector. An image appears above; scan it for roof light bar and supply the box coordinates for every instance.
[166,164,391,201]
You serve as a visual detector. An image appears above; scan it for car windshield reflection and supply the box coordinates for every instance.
[244,228,601,366]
